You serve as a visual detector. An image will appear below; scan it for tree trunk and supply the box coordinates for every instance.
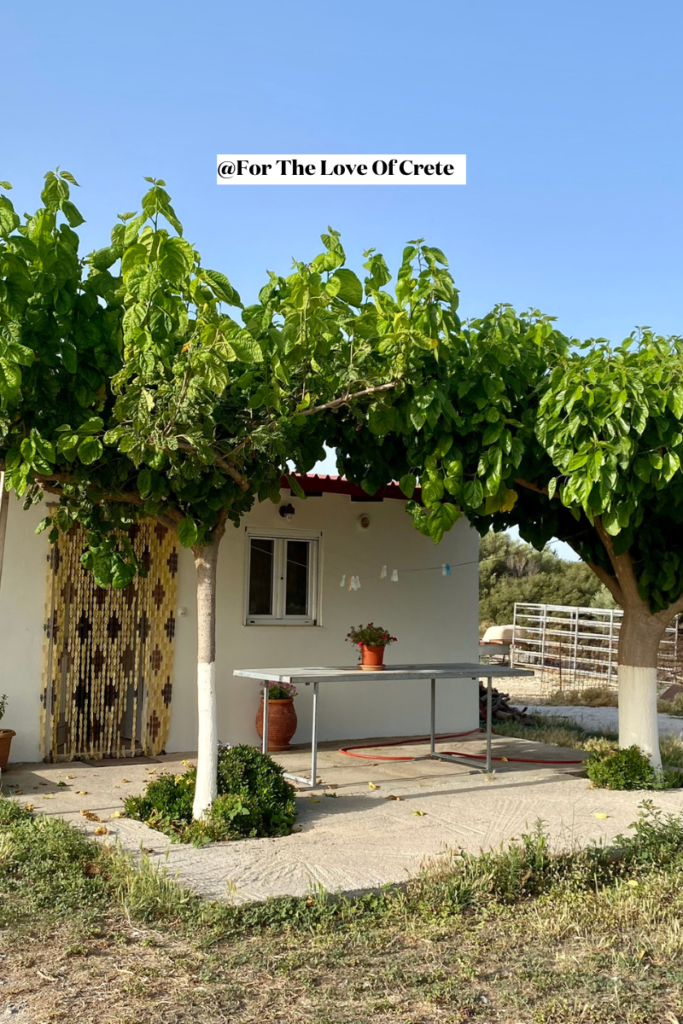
[191,527,224,820]
[617,602,667,769]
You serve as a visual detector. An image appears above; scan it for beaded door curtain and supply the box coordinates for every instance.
[40,521,179,760]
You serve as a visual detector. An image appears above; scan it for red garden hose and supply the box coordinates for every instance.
[339,729,586,765]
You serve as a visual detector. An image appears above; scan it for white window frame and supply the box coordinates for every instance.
[244,528,322,626]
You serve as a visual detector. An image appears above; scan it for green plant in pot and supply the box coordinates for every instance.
[0,695,14,771]
[255,682,298,751]
[346,624,398,671]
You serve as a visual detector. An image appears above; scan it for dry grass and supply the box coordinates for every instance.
[658,692,683,717]
[4,878,683,1023]
[543,686,619,707]
[5,798,683,1023]
[540,686,683,718]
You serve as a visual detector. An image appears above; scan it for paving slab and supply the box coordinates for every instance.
[3,734,683,905]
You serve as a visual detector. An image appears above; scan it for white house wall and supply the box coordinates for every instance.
[0,491,480,764]
[0,502,50,762]
[167,490,480,754]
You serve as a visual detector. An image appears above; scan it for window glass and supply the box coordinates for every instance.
[248,539,274,615]
[285,540,309,616]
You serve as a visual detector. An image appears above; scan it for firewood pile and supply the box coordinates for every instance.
[479,682,534,725]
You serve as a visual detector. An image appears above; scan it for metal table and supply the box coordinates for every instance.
[234,663,534,788]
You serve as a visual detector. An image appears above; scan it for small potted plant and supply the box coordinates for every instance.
[0,695,14,771]
[346,623,398,671]
[255,682,298,751]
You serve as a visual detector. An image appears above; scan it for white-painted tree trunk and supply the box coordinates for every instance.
[617,606,667,770]
[618,665,661,769]
[191,528,224,820]
[193,661,218,818]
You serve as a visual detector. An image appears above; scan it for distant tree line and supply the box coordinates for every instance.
[480,531,616,629]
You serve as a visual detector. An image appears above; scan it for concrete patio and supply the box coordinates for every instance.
[4,733,683,905]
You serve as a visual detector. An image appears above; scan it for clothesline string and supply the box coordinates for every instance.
[248,539,478,580]
[346,558,479,582]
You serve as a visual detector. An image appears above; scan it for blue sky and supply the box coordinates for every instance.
[5,0,682,559]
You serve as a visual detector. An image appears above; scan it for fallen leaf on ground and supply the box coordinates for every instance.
[594,813,609,819]
[326,784,339,790]
[309,798,320,803]
[110,810,124,818]
[23,803,34,811]
[76,790,88,795]
[368,782,380,790]
[500,757,508,762]
[66,774,75,779]
[94,825,109,835]
[413,810,426,816]
[386,794,403,801]
[80,810,101,822]
[13,790,23,796]
[121,779,130,783]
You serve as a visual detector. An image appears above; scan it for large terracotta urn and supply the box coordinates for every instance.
[256,697,298,751]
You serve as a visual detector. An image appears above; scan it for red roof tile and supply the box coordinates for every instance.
[281,473,419,502]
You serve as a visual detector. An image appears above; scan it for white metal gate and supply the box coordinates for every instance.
[511,603,682,691]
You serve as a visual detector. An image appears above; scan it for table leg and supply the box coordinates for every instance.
[430,678,436,756]
[310,680,319,786]
[261,687,269,755]
[486,677,492,772]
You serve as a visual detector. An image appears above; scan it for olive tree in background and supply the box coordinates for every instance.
[478,530,615,628]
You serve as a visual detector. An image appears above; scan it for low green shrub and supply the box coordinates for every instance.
[587,744,681,790]
[123,768,195,835]
[583,735,617,757]
[124,744,297,844]
[0,800,110,920]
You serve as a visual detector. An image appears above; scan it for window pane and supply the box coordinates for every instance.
[286,541,309,616]
[248,539,274,615]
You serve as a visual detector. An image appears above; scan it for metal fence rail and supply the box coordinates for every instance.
[511,603,682,692]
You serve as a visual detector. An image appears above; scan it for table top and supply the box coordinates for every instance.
[233,663,534,684]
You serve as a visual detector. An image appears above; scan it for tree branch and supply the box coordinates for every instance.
[173,441,250,492]
[35,479,183,533]
[514,477,549,497]
[593,515,641,606]
[300,380,399,417]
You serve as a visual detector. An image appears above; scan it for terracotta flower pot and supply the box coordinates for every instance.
[0,729,16,771]
[255,697,298,751]
[359,644,386,671]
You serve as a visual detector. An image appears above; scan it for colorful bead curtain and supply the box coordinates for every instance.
[40,521,178,760]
